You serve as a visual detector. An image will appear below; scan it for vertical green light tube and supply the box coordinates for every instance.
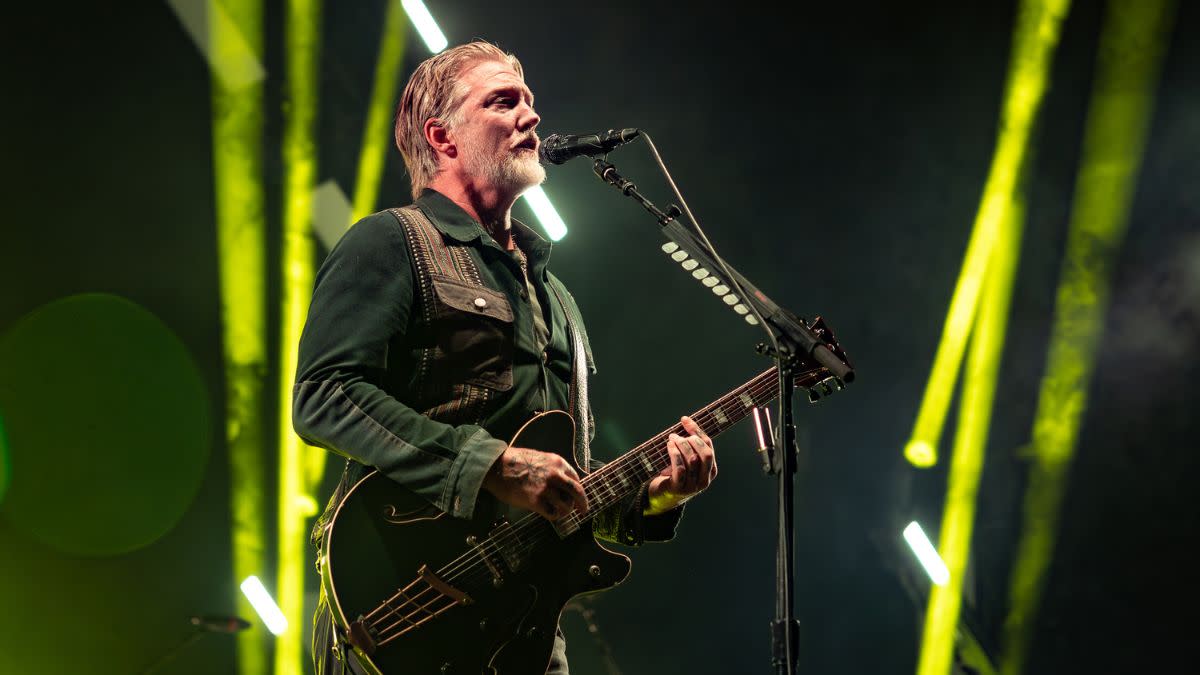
[916,197,1024,675]
[1000,3,1176,673]
[210,1,268,673]
[904,0,1071,469]
[350,0,408,224]
[276,0,321,674]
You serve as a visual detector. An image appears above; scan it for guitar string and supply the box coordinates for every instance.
[450,366,798,568]
[364,368,796,638]
[450,366,792,564]
[364,368,811,644]
[373,586,459,639]
[362,368,801,638]
[363,368,812,639]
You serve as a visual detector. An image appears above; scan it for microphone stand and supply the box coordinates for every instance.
[136,615,250,674]
[136,630,207,675]
[587,156,855,674]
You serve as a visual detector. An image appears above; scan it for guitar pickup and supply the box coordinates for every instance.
[488,520,527,572]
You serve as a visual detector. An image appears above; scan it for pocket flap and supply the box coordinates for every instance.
[430,274,514,323]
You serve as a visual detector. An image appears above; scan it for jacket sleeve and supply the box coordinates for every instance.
[292,212,506,520]
[590,455,685,546]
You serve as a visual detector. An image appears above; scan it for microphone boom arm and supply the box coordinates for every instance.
[590,159,854,384]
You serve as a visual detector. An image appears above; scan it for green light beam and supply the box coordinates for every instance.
[349,1,408,224]
[999,3,1176,673]
[275,0,322,674]
[917,193,1024,675]
[904,0,1071,469]
[208,0,269,672]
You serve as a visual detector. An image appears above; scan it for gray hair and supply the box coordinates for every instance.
[394,41,525,199]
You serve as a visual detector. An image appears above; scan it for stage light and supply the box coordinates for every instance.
[523,185,569,241]
[919,196,1024,675]
[349,1,408,224]
[240,576,289,636]
[903,0,1071,469]
[1000,3,1176,673]
[167,0,266,89]
[401,0,447,53]
[203,0,271,671]
[903,521,949,586]
[276,0,322,673]
[913,1,1070,673]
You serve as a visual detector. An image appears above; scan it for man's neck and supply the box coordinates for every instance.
[427,175,517,250]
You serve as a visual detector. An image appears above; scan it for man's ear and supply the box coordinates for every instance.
[424,119,456,159]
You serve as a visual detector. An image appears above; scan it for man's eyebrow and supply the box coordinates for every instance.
[486,84,535,106]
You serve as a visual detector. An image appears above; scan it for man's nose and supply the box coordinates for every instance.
[518,104,540,131]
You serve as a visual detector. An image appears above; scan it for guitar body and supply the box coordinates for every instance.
[321,411,632,674]
[320,327,852,674]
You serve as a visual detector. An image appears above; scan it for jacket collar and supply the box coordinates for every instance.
[416,188,553,264]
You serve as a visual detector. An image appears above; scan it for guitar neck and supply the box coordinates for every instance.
[581,366,789,513]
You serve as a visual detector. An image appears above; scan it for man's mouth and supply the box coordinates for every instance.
[514,137,538,152]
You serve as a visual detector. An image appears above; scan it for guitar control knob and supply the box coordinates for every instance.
[588,564,601,578]
[440,662,453,673]
[526,625,542,639]
[479,618,488,632]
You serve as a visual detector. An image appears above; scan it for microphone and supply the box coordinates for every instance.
[190,615,251,633]
[539,128,640,165]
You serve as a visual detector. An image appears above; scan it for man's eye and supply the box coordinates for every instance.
[493,97,514,107]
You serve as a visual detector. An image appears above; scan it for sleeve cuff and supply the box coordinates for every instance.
[444,427,507,518]
[635,482,686,544]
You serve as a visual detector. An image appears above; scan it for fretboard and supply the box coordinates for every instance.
[579,366,789,515]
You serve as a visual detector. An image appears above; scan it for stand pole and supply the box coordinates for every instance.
[771,359,801,674]
[584,152,855,674]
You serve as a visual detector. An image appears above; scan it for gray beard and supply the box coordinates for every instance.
[465,144,546,196]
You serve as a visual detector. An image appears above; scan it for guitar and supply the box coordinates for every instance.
[320,318,850,674]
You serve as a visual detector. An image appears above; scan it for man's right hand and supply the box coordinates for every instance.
[483,446,588,521]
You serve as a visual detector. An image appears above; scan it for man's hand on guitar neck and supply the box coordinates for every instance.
[645,416,717,516]
[483,446,590,521]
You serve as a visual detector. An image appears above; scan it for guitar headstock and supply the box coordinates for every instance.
[792,315,853,403]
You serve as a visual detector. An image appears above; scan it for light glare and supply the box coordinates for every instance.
[240,575,289,636]
[903,521,950,586]
[522,186,568,241]
[401,0,448,53]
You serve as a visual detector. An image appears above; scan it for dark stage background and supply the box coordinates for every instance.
[1,1,1197,673]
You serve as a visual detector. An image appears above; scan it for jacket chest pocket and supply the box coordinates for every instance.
[428,274,515,391]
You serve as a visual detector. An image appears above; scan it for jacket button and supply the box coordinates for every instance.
[473,297,487,309]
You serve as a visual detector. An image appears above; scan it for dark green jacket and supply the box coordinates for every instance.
[294,189,680,546]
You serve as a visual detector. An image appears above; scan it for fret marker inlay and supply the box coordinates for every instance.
[713,407,729,425]
[639,454,655,475]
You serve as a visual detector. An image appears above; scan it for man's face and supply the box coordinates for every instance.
[449,59,545,197]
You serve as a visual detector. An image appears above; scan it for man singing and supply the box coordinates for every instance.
[294,41,717,674]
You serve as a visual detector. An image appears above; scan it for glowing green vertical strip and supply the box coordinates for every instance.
[276,0,321,674]
[350,0,408,224]
[1000,3,1176,673]
[916,197,1024,675]
[210,0,268,673]
[0,410,9,505]
[904,0,1071,469]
